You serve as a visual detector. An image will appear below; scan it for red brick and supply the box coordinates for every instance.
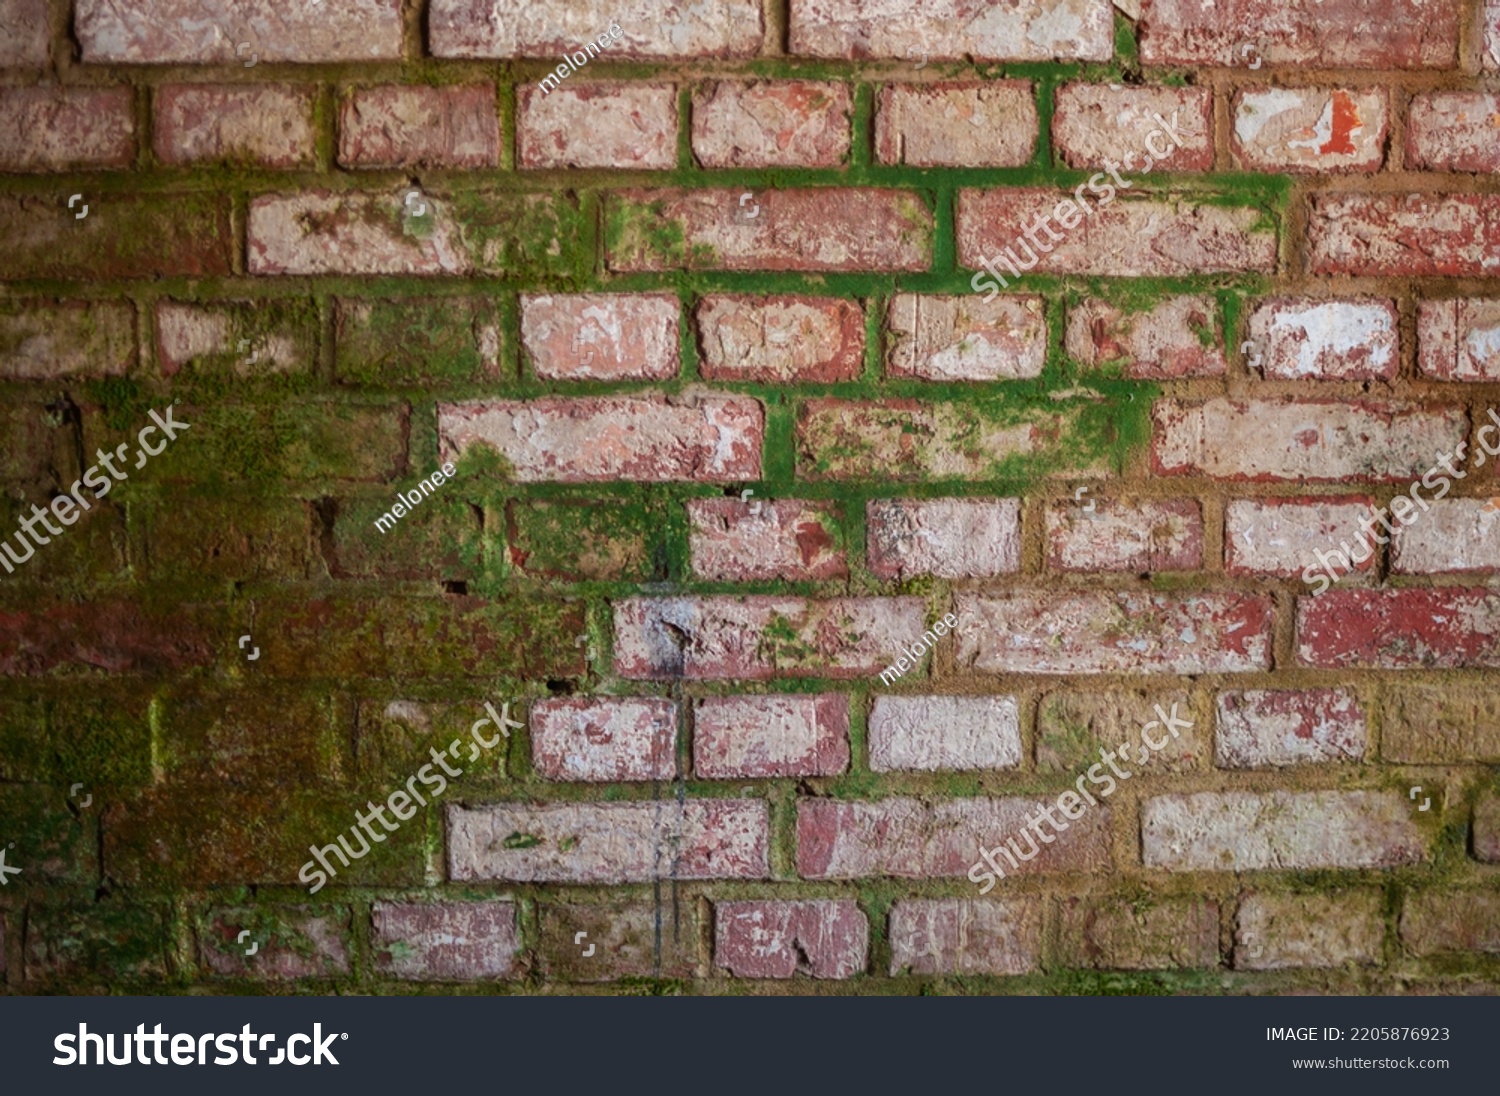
[1057,896,1220,970]
[798,796,1112,880]
[520,293,679,381]
[200,907,350,980]
[867,498,1020,580]
[0,301,134,380]
[687,498,846,581]
[1418,299,1500,380]
[0,0,49,66]
[1245,298,1398,380]
[1391,499,1500,574]
[530,697,677,782]
[1235,891,1384,970]
[1232,88,1388,173]
[1064,295,1226,378]
[1402,891,1500,956]
[886,294,1045,381]
[1381,685,1500,763]
[693,694,849,778]
[612,596,924,680]
[447,800,769,882]
[1143,791,1425,871]
[959,191,1277,279]
[155,85,315,168]
[1406,93,1500,173]
[789,0,1113,61]
[875,82,1037,168]
[715,900,867,979]
[1489,0,1500,71]
[1309,194,1500,277]
[1053,84,1212,171]
[868,695,1022,772]
[0,193,232,281]
[1045,498,1202,572]
[693,81,850,168]
[372,902,517,981]
[955,592,1272,675]
[0,87,133,172]
[156,300,315,377]
[1225,497,1378,578]
[339,84,499,169]
[519,83,677,170]
[696,295,864,383]
[890,898,1041,975]
[437,396,762,483]
[607,188,932,272]
[1138,0,1461,68]
[430,0,761,59]
[1215,688,1367,768]
[0,599,216,676]
[1299,589,1500,669]
[1153,399,1467,483]
[76,0,403,63]
[1474,793,1500,862]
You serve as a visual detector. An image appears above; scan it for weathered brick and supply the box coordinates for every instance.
[956,592,1271,675]
[0,0,48,66]
[1214,689,1367,768]
[875,81,1037,168]
[1065,295,1226,378]
[353,696,509,786]
[696,295,864,383]
[538,901,697,982]
[1053,84,1212,171]
[1474,793,1500,863]
[1417,299,1500,381]
[1225,497,1378,579]
[1138,0,1461,68]
[1142,790,1425,872]
[0,403,72,484]
[447,800,769,882]
[0,598,217,677]
[0,786,98,884]
[694,694,848,778]
[76,0,403,63]
[505,498,663,582]
[1038,689,1208,774]
[693,81,850,168]
[1381,685,1500,763]
[868,695,1021,772]
[613,596,924,680]
[249,190,580,277]
[530,697,677,782]
[156,686,351,787]
[715,900,867,979]
[607,188,932,272]
[789,0,1113,61]
[372,902,517,981]
[431,0,761,59]
[1153,400,1467,483]
[1391,499,1500,574]
[0,193,232,281]
[334,297,501,386]
[1308,194,1500,277]
[687,498,847,581]
[25,903,173,984]
[1045,498,1202,572]
[1402,891,1500,956]
[155,85,315,168]
[886,294,1045,381]
[1299,589,1500,670]
[890,898,1042,976]
[0,87,133,172]
[1056,896,1219,970]
[519,83,677,170]
[339,84,498,169]
[1235,891,1384,970]
[798,796,1111,879]
[867,498,1020,579]
[156,299,315,377]
[1232,88,1388,173]
[520,293,679,381]
[199,907,350,980]
[1406,93,1500,173]
[959,191,1277,278]
[1489,0,1500,71]
[0,301,134,380]
[1245,298,1398,380]
[438,396,762,483]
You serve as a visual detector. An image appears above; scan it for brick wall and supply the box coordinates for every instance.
[1,0,1498,994]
